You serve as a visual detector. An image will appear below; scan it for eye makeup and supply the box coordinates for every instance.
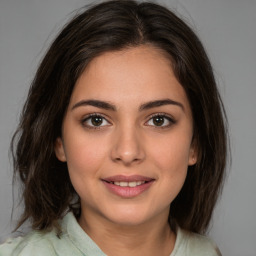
[145,112,176,129]
[80,112,176,131]
[80,113,111,130]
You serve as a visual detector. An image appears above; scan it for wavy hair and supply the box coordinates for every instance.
[12,0,228,234]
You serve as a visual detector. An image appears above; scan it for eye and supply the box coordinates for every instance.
[82,114,110,129]
[146,114,175,128]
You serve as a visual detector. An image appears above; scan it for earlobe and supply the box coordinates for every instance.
[54,137,67,162]
[188,140,198,166]
[188,153,197,166]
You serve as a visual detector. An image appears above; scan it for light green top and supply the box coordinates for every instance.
[0,212,221,256]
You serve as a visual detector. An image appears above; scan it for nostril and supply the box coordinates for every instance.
[110,137,145,164]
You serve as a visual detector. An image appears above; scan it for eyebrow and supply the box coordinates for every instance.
[72,100,116,111]
[139,99,184,111]
[71,98,184,111]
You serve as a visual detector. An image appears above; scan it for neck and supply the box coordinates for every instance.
[78,209,176,256]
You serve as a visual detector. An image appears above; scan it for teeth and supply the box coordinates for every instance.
[113,181,146,187]
[120,182,128,187]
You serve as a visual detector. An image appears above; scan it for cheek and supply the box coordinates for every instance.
[63,134,109,200]
[63,132,109,178]
[150,132,192,172]
[144,135,190,210]
[148,130,192,196]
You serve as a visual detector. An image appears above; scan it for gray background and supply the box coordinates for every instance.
[0,0,255,255]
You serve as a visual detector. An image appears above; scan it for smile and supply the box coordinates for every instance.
[108,181,146,187]
[102,175,155,198]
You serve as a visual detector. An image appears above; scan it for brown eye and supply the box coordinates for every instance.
[82,114,110,128]
[152,116,165,126]
[146,114,175,128]
[91,116,103,126]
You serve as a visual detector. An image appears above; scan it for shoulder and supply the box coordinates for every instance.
[0,213,89,256]
[0,212,105,256]
[172,227,222,256]
[0,230,62,256]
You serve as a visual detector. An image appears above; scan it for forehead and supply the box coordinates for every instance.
[69,45,190,113]
[83,45,173,82]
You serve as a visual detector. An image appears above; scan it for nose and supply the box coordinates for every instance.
[110,125,145,166]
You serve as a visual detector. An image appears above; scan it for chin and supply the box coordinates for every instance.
[109,215,150,227]
[103,205,157,227]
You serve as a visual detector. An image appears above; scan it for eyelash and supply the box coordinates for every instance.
[145,113,176,129]
[81,113,176,130]
[81,113,111,130]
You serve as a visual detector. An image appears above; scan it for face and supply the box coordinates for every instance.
[55,45,197,227]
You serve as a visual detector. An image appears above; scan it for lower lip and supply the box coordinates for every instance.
[102,181,154,198]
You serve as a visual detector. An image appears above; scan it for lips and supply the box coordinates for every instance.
[103,175,154,183]
[102,175,155,198]
[111,181,146,187]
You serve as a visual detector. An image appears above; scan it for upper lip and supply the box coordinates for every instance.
[102,175,155,183]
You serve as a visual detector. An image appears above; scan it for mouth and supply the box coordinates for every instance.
[101,175,155,198]
[106,180,147,187]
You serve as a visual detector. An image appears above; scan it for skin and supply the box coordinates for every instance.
[55,45,197,256]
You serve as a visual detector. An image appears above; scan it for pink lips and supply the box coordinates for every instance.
[102,175,155,198]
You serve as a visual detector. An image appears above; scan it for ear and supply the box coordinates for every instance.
[54,137,67,162]
[188,139,198,166]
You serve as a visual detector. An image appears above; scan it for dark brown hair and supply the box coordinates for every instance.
[12,0,228,234]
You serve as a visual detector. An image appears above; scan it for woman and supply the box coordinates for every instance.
[0,1,227,255]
